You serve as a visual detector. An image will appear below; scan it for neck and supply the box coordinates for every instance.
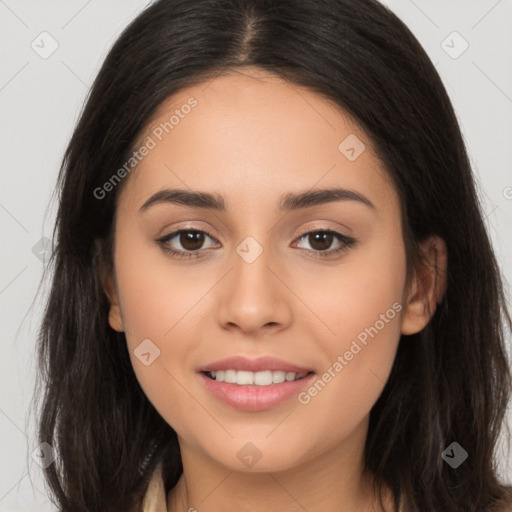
[167,417,395,512]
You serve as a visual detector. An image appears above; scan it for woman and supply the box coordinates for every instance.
[35,0,512,510]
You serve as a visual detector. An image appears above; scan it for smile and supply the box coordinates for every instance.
[204,369,311,386]
[199,371,316,411]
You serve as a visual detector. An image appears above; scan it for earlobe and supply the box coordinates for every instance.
[400,235,447,336]
[94,239,125,333]
[108,303,124,332]
[103,275,124,332]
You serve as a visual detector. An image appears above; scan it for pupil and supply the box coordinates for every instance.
[310,232,332,251]
[182,231,204,250]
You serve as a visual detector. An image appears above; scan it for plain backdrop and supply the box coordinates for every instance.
[1,0,511,510]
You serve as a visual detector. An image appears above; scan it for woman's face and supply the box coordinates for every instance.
[105,67,424,473]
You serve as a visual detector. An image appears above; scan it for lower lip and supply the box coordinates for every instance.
[198,372,316,411]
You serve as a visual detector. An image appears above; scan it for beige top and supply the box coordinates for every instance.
[141,463,167,512]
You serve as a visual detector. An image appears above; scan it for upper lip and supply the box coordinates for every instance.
[198,356,314,374]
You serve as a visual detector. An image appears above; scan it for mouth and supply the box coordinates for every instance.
[197,355,316,410]
[202,369,314,386]
[198,368,316,411]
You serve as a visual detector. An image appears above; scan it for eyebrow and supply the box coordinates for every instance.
[139,187,376,213]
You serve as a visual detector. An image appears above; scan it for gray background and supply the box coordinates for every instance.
[1,0,511,510]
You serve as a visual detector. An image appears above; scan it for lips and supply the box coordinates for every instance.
[197,356,316,410]
[197,355,314,374]
[198,371,316,411]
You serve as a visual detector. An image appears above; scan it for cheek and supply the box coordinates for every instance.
[113,219,205,342]
[307,226,406,345]
[112,228,205,405]
[115,265,205,423]
[295,234,405,433]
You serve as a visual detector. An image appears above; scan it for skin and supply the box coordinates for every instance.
[103,66,447,512]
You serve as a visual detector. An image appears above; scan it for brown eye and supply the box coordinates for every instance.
[179,230,206,251]
[307,231,335,251]
[156,229,218,259]
[294,229,356,258]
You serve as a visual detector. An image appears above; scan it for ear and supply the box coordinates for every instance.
[94,239,124,333]
[400,235,447,335]
[104,275,125,333]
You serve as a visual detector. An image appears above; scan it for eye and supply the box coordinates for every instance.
[155,229,219,259]
[293,229,357,258]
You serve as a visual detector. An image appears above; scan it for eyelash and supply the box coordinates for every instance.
[155,227,357,260]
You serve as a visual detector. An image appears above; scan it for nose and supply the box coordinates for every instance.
[215,240,293,336]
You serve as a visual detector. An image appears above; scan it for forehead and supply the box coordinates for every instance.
[119,67,395,212]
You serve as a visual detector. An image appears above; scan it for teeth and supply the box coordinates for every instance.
[254,370,272,385]
[208,369,309,385]
[272,371,286,384]
[237,370,254,385]
[224,369,237,383]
